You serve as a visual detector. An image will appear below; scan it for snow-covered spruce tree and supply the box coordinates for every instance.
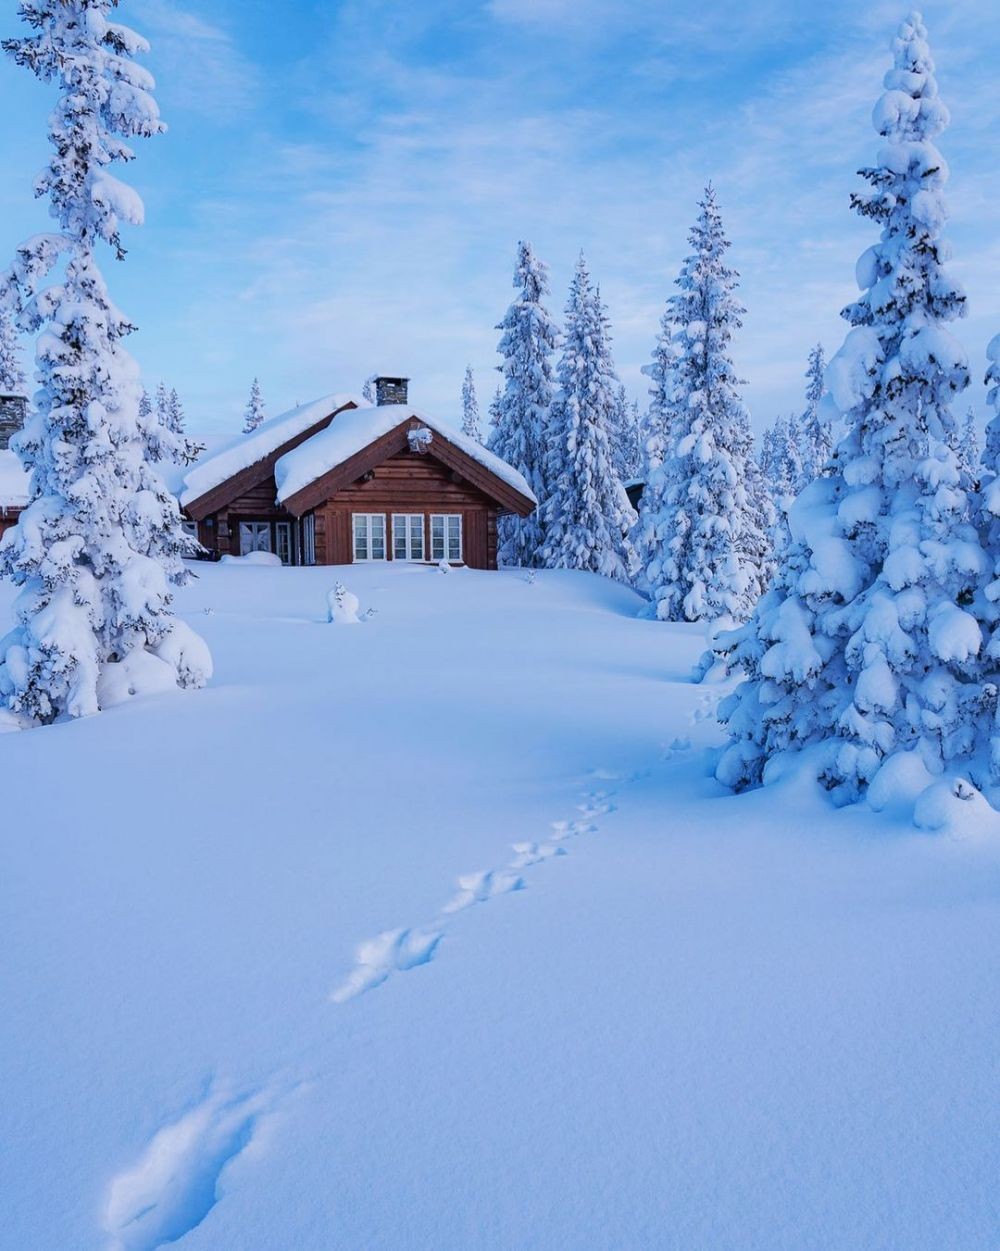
[460,365,482,442]
[632,308,681,610]
[362,374,376,404]
[0,1,210,722]
[540,257,637,582]
[976,338,1000,776]
[956,406,980,485]
[800,343,831,481]
[489,241,560,567]
[152,381,199,465]
[243,376,265,433]
[0,307,26,395]
[648,186,768,622]
[166,387,201,463]
[717,13,985,799]
[609,383,642,481]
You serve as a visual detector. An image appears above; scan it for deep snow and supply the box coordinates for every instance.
[1,563,998,1250]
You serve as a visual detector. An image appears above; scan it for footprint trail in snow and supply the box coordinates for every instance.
[330,769,639,1004]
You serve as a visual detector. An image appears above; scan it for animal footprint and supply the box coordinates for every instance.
[443,869,525,914]
[663,735,693,758]
[509,841,567,868]
[691,694,719,724]
[550,819,597,841]
[104,1086,274,1251]
[331,926,443,1003]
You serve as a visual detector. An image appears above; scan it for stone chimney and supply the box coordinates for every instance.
[0,395,27,451]
[375,376,409,406]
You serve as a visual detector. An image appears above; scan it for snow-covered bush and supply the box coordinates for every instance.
[540,255,637,582]
[0,0,211,722]
[328,582,362,624]
[717,13,987,803]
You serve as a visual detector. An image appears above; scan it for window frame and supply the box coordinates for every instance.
[430,513,463,563]
[303,513,316,566]
[239,520,272,556]
[352,512,387,562]
[392,513,425,562]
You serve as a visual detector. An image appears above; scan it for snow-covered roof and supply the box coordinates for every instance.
[0,450,29,509]
[274,403,536,506]
[180,393,360,508]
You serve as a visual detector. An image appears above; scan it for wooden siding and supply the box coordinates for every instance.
[0,508,22,541]
[315,449,502,569]
[280,415,535,519]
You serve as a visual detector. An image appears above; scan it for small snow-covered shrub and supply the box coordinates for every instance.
[328,582,362,624]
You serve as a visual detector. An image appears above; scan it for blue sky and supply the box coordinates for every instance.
[0,0,997,437]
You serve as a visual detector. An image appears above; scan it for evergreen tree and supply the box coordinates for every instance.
[957,406,980,485]
[977,339,1000,776]
[153,381,200,465]
[243,377,265,434]
[489,241,560,567]
[633,308,681,611]
[460,365,482,442]
[362,374,376,404]
[609,383,642,481]
[646,186,767,622]
[0,308,26,395]
[800,343,831,480]
[0,0,210,722]
[717,13,984,800]
[540,256,637,581]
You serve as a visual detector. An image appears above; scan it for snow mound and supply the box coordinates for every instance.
[913,779,1000,837]
[97,649,180,708]
[220,551,282,567]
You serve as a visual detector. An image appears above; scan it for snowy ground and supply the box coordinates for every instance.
[2,562,998,1251]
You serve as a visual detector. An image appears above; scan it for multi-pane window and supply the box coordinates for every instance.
[393,514,425,561]
[303,513,316,566]
[353,513,386,561]
[430,514,462,562]
[275,521,293,566]
[239,521,272,555]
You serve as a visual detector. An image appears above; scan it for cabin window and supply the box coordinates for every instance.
[392,513,425,561]
[275,521,293,566]
[431,513,462,562]
[239,521,272,555]
[353,513,386,561]
[303,514,316,565]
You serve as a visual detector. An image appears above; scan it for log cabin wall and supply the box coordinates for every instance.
[196,472,300,560]
[0,509,22,541]
[318,449,501,569]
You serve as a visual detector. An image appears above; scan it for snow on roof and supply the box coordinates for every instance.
[274,403,536,505]
[180,393,360,508]
[0,450,30,508]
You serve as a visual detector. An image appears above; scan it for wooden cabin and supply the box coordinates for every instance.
[180,377,536,569]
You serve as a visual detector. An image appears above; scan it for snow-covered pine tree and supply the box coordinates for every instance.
[460,365,482,442]
[717,12,984,800]
[489,241,560,567]
[956,406,980,485]
[362,374,376,404]
[646,186,768,622]
[976,338,1000,777]
[153,383,200,465]
[540,256,637,581]
[0,0,210,723]
[0,307,26,395]
[632,308,681,611]
[243,376,265,434]
[610,383,642,481]
[800,343,831,481]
